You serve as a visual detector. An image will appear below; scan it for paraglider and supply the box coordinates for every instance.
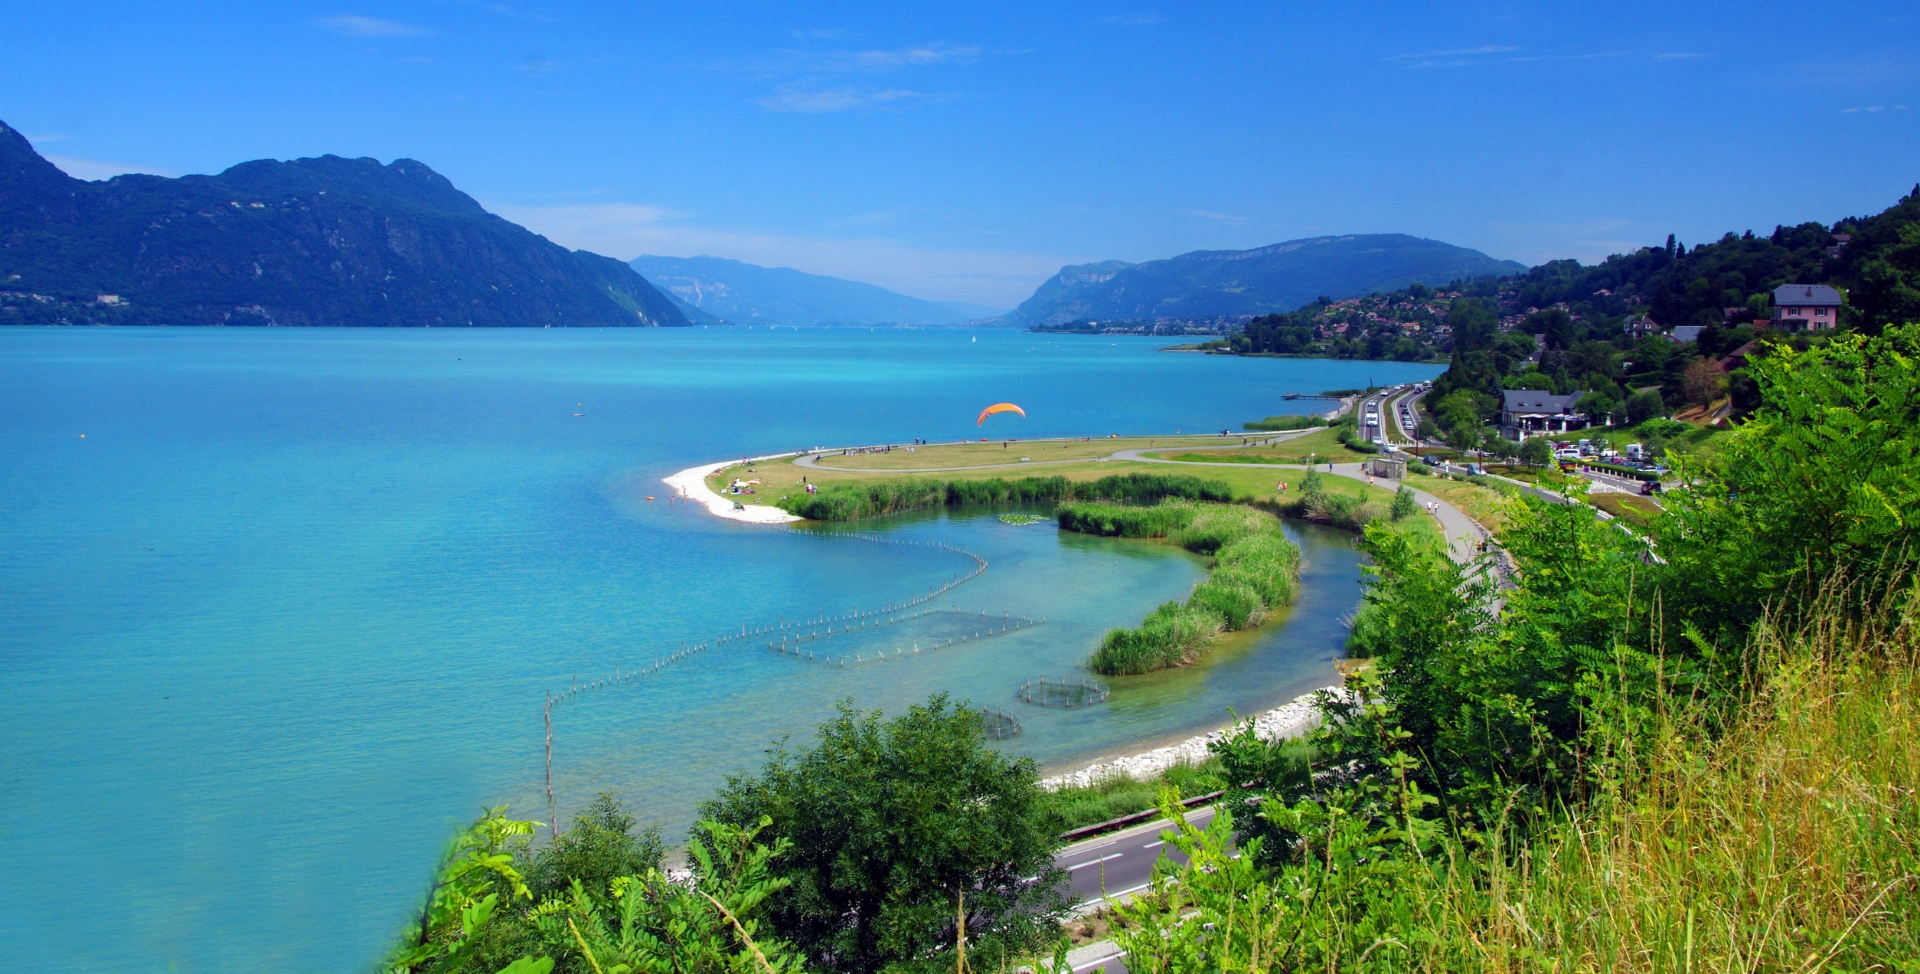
[976,402,1026,426]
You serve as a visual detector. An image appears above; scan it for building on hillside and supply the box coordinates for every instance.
[1771,284,1842,331]
[1671,325,1704,343]
[1720,340,1762,372]
[1624,316,1660,340]
[1500,390,1595,441]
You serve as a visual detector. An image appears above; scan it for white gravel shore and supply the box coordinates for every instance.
[663,455,803,524]
[1040,686,1342,791]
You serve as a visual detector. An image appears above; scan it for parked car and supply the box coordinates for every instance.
[1640,481,1663,496]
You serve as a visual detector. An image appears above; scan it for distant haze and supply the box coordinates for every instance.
[629,255,1005,326]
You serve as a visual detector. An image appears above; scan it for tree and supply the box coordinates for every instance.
[1390,485,1417,521]
[700,696,1069,973]
[1518,437,1553,466]
[1657,325,1920,645]
[524,794,665,906]
[1851,221,1920,334]
[1625,388,1666,425]
[1681,358,1728,406]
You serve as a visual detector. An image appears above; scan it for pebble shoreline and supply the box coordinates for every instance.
[1039,686,1344,791]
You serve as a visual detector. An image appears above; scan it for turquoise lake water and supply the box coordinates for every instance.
[0,327,1441,972]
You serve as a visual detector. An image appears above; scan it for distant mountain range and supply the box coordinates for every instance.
[1005,234,1525,327]
[629,254,1003,326]
[0,119,687,327]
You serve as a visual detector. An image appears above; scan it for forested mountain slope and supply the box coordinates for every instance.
[0,119,688,327]
[1005,234,1525,326]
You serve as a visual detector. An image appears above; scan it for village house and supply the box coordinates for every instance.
[1500,389,1595,441]
[1624,316,1660,340]
[1771,284,1843,331]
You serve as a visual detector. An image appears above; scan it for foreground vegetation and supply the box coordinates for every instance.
[394,327,1919,974]
[1115,596,1920,970]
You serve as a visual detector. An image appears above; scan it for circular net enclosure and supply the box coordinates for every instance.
[977,707,1023,740]
[1017,677,1111,708]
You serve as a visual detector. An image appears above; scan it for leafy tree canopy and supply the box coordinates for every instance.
[699,695,1069,974]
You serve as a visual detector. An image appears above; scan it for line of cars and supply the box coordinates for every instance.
[1550,439,1667,494]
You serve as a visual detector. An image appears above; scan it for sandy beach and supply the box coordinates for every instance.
[1039,686,1341,790]
[663,455,804,524]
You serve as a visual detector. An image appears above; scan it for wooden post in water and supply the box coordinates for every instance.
[544,693,557,837]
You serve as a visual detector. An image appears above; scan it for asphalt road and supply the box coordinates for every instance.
[1051,805,1220,973]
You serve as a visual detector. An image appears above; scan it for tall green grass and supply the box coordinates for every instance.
[1091,600,1228,674]
[1112,591,1920,971]
[781,472,1230,521]
[1041,759,1226,834]
[1059,499,1301,674]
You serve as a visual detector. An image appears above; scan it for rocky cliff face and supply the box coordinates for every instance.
[0,120,687,327]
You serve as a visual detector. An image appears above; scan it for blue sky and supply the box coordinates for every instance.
[5,1,1916,308]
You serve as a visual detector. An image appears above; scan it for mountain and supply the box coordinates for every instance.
[629,254,1003,326]
[0,119,687,327]
[1006,234,1526,327]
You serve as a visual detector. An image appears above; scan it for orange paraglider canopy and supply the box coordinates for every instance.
[976,402,1026,426]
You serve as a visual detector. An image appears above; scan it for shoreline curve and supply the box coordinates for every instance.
[1039,686,1342,790]
[663,454,804,524]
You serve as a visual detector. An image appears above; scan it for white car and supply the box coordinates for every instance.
[1554,448,1581,460]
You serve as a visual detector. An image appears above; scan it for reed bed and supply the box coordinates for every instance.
[1058,498,1301,675]
[781,472,1232,521]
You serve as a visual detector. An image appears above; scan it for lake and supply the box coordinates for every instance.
[0,326,1440,971]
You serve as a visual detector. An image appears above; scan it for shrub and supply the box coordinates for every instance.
[1391,485,1417,521]
[1625,387,1666,424]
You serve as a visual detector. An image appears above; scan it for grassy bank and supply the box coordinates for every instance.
[1041,759,1225,834]
[1056,500,1301,674]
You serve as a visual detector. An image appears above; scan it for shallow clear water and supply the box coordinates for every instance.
[0,326,1439,972]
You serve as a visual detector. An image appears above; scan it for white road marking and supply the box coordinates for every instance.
[1075,881,1154,908]
[1067,853,1123,871]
